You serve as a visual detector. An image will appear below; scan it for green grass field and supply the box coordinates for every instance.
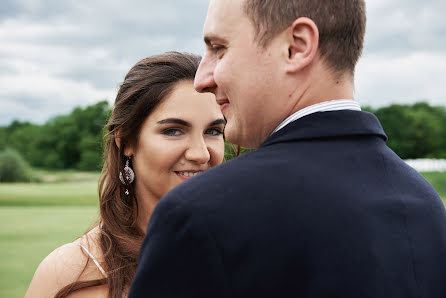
[0,170,445,298]
[0,182,98,206]
[420,172,446,200]
[0,206,97,297]
[0,171,100,298]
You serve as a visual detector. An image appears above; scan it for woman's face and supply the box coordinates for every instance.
[129,80,225,204]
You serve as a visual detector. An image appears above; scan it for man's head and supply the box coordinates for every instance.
[243,0,366,74]
[194,0,366,148]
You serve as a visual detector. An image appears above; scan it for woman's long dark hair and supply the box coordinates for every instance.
[55,52,201,298]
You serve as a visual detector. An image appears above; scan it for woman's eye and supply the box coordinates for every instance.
[206,128,223,136]
[162,128,182,136]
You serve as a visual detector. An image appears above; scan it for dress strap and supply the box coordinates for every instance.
[79,244,107,277]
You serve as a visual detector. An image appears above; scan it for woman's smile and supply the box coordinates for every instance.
[175,170,204,181]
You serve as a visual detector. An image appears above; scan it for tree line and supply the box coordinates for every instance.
[0,101,110,171]
[0,101,445,173]
[363,102,446,159]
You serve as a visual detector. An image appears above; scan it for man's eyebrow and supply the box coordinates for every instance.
[204,34,227,46]
[157,118,191,127]
[209,118,227,126]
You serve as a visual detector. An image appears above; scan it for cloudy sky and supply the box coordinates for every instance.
[1,0,445,125]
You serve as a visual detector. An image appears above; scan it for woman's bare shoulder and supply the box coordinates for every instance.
[25,227,105,298]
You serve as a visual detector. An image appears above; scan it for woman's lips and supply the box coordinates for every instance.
[175,171,203,181]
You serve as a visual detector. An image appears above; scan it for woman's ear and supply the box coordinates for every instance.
[285,17,319,73]
[115,137,135,157]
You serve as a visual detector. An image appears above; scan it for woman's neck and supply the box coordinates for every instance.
[135,187,160,234]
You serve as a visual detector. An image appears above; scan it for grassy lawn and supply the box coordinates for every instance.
[0,182,98,206]
[32,169,100,183]
[0,206,98,298]
[420,172,446,201]
[0,170,99,298]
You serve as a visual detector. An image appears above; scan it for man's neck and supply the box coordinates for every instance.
[289,67,355,117]
[272,99,361,135]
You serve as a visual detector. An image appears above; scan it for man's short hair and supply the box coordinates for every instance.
[243,0,366,75]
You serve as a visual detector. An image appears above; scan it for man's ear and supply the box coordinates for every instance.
[285,17,319,73]
[115,137,135,157]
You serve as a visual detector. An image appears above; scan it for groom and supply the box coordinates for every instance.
[129,0,446,297]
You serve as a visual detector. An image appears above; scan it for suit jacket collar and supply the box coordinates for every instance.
[261,110,387,148]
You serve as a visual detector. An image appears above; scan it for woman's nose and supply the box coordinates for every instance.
[184,136,211,164]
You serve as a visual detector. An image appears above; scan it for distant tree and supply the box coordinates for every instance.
[75,101,110,170]
[361,106,375,114]
[0,148,30,182]
[7,122,46,166]
[72,100,110,137]
[408,102,444,158]
[0,127,7,151]
[374,104,416,158]
[47,115,81,168]
[373,102,446,159]
[77,134,103,171]
[2,101,111,171]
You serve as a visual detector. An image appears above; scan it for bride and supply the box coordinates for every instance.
[25,52,226,298]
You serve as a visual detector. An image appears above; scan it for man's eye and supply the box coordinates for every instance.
[211,46,225,57]
[206,128,223,136]
[162,129,182,136]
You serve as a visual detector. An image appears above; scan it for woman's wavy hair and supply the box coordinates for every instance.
[55,51,202,298]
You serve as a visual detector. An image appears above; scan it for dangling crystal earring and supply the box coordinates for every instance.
[119,156,135,195]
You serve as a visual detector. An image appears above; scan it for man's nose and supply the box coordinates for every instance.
[185,136,211,164]
[194,54,216,93]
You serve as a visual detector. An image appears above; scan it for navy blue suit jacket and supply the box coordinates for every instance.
[129,111,446,298]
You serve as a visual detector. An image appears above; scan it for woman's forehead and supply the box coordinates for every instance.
[146,82,222,126]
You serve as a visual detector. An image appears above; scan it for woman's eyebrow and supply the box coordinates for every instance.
[209,119,226,126]
[157,118,191,127]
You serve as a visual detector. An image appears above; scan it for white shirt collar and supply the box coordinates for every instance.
[272,99,361,135]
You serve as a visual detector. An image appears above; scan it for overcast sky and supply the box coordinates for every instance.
[1,0,445,125]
